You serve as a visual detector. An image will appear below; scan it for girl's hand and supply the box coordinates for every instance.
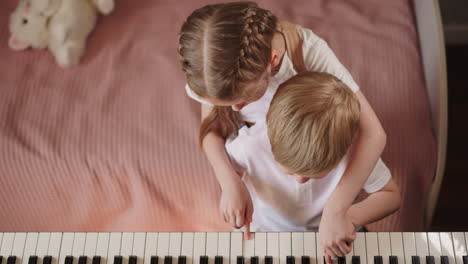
[219,178,253,240]
[319,209,356,264]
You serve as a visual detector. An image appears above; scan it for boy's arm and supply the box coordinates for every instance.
[201,104,253,240]
[320,91,387,261]
[347,178,401,227]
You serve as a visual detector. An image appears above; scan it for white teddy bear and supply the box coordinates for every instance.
[8,0,114,67]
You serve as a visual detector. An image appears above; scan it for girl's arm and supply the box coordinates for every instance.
[320,91,387,261]
[347,179,401,227]
[201,104,253,239]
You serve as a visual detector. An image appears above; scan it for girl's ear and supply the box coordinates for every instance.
[270,48,281,67]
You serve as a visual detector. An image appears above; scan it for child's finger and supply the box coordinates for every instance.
[243,223,251,240]
[337,241,351,255]
[246,202,254,223]
[235,211,245,228]
[229,212,237,228]
[325,254,333,264]
[345,232,356,242]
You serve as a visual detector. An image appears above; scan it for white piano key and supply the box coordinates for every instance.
[451,233,467,264]
[378,233,391,264]
[267,233,279,264]
[415,233,429,264]
[244,233,255,264]
[304,232,317,264]
[22,233,39,264]
[84,233,98,258]
[169,233,182,264]
[36,233,51,264]
[403,233,417,264]
[292,233,303,264]
[230,232,242,264]
[73,233,86,256]
[59,233,75,264]
[428,233,442,264]
[354,233,366,264]
[390,233,404,264]
[465,233,468,258]
[206,233,218,264]
[96,233,110,264]
[365,233,378,264]
[157,233,170,258]
[12,232,27,262]
[181,233,194,264]
[107,233,123,264]
[144,233,158,264]
[439,233,455,264]
[218,233,230,264]
[0,233,3,250]
[316,233,324,264]
[255,233,267,264]
[279,233,291,264]
[121,233,135,264]
[194,233,206,264]
[48,233,63,264]
[133,233,146,264]
[0,233,15,256]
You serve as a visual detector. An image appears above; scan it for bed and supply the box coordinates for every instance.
[0,0,447,231]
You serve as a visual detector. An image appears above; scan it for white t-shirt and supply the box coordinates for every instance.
[225,119,391,232]
[185,27,360,123]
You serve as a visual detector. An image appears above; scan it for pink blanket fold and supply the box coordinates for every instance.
[0,0,435,231]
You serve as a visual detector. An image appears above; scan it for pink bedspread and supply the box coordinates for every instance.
[0,0,436,231]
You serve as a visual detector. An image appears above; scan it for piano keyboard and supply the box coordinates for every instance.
[0,233,467,264]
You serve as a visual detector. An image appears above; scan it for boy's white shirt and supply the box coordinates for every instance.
[184,27,360,123]
[225,119,391,232]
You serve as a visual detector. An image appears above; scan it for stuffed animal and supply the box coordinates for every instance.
[8,0,114,67]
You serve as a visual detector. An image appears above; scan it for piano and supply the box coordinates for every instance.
[0,233,466,264]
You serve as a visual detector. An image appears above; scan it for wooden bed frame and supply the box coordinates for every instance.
[413,0,448,229]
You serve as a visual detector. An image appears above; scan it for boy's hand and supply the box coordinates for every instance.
[319,210,356,264]
[219,179,254,239]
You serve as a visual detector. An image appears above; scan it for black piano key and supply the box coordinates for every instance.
[251,257,258,264]
[0,256,3,264]
[265,256,273,264]
[7,256,17,264]
[390,256,398,264]
[151,256,159,264]
[29,256,38,264]
[287,256,294,264]
[412,256,421,264]
[78,256,87,264]
[214,256,222,264]
[462,256,468,264]
[426,256,435,264]
[129,256,137,264]
[179,256,187,264]
[441,256,449,264]
[114,256,122,264]
[301,256,310,264]
[200,256,208,264]
[338,257,346,264]
[237,256,244,264]
[352,256,360,264]
[164,256,173,264]
[374,256,383,264]
[65,256,73,264]
[92,256,101,264]
[44,256,53,264]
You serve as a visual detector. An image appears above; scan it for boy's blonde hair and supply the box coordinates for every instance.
[267,71,361,177]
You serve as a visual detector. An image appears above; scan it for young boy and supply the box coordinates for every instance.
[225,71,400,235]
